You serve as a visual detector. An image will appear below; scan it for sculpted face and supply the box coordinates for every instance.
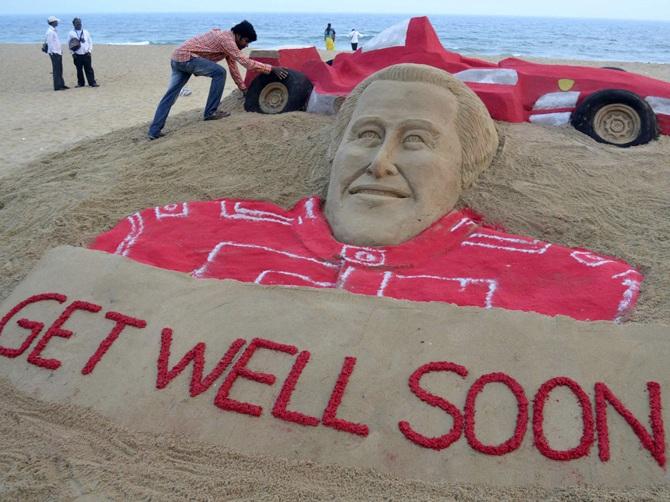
[325,80,463,246]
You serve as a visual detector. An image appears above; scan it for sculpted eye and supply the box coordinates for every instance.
[359,130,381,140]
[403,134,425,144]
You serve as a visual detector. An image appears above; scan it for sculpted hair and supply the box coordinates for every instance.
[328,63,499,189]
[231,20,257,42]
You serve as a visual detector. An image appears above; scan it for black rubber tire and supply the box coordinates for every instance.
[244,69,313,114]
[570,89,658,147]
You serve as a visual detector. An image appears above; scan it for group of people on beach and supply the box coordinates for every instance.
[41,17,361,141]
[44,16,97,91]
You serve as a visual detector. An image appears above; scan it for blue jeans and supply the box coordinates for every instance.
[148,57,227,137]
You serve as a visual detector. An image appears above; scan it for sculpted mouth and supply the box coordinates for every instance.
[349,185,410,198]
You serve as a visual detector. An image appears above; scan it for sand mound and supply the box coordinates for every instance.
[1,86,670,499]
[0,92,331,300]
[1,92,668,323]
[463,122,670,323]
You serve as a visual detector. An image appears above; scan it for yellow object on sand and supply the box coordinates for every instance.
[325,37,335,50]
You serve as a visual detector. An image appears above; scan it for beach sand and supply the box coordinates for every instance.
[1,43,669,499]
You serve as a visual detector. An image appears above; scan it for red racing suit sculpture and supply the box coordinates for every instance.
[91,197,642,322]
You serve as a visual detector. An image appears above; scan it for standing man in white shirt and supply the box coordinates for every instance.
[348,28,364,51]
[45,16,69,91]
[68,17,98,88]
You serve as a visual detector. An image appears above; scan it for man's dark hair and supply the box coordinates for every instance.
[231,20,257,42]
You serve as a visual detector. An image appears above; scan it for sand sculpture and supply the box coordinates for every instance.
[91,64,642,321]
[324,64,498,246]
[1,63,668,494]
[0,247,667,488]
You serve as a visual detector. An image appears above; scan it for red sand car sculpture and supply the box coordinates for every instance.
[244,17,670,148]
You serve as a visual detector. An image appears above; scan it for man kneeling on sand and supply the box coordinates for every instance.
[147,20,288,140]
[97,64,642,322]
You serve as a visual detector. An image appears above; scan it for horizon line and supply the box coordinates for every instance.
[1,11,669,23]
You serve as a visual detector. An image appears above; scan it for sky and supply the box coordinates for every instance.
[3,0,670,21]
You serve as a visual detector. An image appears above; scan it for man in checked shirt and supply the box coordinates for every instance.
[148,20,288,140]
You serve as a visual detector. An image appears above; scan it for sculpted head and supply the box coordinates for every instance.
[325,64,499,246]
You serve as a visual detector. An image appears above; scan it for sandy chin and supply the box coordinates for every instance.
[0,43,669,499]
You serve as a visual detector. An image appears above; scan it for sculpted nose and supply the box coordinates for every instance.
[367,145,398,178]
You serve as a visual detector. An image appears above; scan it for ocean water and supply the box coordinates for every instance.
[3,12,670,63]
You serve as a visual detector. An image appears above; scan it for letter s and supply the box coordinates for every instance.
[398,361,468,450]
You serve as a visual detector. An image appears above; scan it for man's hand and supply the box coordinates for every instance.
[271,66,289,79]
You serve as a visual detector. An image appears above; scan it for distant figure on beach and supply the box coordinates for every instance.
[68,18,98,88]
[324,23,336,50]
[45,16,69,91]
[348,28,363,50]
[93,64,642,322]
[147,20,289,140]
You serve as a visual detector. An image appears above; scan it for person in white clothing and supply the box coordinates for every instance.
[68,17,98,87]
[348,28,364,51]
[45,16,68,91]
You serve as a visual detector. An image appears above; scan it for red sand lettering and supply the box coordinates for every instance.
[27,300,102,370]
[0,294,666,465]
[0,293,67,358]
[81,311,147,375]
[595,381,666,468]
[533,376,595,461]
[398,361,468,450]
[272,350,320,426]
[215,337,299,417]
[0,294,148,375]
[156,327,246,397]
[322,356,370,437]
[400,361,665,466]
[464,372,529,455]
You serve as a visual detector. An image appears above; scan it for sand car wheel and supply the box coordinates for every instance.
[259,82,289,113]
[570,89,658,147]
[244,69,313,114]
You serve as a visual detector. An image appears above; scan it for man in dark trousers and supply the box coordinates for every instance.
[68,17,98,88]
[45,16,69,91]
[147,20,288,140]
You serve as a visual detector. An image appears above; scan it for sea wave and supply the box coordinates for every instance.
[1,13,669,62]
[107,41,151,46]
